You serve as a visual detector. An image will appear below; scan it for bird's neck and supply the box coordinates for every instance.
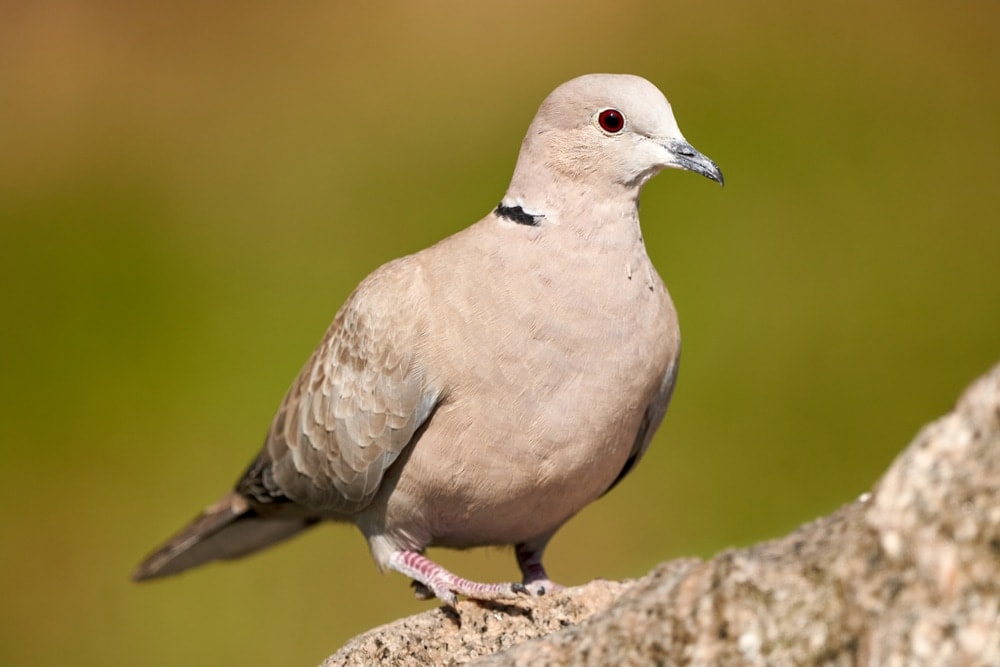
[500,170,647,253]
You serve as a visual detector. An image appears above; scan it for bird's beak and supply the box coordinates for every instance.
[664,140,724,186]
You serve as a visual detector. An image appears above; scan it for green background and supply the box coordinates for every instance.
[2,2,998,665]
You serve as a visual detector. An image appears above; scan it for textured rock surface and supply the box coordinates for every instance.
[322,579,635,666]
[325,363,1000,666]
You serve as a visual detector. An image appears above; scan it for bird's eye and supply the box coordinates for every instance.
[597,109,625,134]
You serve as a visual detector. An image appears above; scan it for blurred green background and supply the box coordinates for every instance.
[2,1,998,665]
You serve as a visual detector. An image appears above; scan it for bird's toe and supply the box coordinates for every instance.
[523,578,564,596]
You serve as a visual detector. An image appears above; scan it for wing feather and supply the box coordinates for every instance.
[238,258,439,514]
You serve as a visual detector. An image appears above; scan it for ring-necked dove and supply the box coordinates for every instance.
[132,73,723,605]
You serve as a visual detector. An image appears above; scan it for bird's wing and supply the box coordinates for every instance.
[603,352,680,495]
[238,257,440,514]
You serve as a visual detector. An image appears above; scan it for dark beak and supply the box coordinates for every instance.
[666,140,724,186]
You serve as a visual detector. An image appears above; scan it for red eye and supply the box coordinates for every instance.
[598,109,625,133]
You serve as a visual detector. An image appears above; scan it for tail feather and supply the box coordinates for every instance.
[132,491,317,581]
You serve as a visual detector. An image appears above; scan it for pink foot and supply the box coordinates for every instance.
[388,551,526,606]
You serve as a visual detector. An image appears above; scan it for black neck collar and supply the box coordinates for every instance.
[495,203,542,226]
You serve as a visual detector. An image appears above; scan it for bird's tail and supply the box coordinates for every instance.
[131,491,317,581]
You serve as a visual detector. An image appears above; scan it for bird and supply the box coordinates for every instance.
[132,73,723,606]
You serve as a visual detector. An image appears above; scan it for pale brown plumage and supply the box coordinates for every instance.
[133,73,722,604]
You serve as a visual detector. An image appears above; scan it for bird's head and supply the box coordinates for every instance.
[506,74,723,207]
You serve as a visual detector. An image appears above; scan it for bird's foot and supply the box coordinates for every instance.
[521,577,564,596]
[412,573,561,600]
[515,540,562,596]
[390,550,526,607]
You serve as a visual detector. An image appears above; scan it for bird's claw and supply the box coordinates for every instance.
[522,578,563,597]
[412,578,529,604]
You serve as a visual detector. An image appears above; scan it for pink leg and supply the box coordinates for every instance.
[387,550,526,606]
[516,539,563,596]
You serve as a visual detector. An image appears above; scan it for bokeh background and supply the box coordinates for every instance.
[2,1,998,665]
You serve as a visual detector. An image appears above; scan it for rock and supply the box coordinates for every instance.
[324,363,1000,666]
[323,579,635,666]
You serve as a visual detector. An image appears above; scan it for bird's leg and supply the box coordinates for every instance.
[516,538,563,596]
[387,550,526,606]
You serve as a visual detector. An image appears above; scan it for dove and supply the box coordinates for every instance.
[132,73,723,605]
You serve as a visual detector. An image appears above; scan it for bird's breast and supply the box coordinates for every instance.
[382,236,678,547]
